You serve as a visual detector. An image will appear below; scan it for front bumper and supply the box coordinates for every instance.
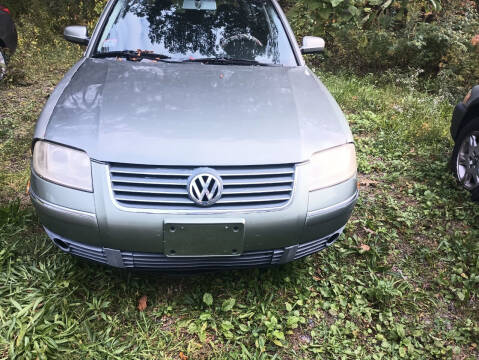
[451,86,479,141]
[42,226,344,270]
[30,161,358,269]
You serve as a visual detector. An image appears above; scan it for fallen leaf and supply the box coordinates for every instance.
[359,178,379,187]
[179,352,188,360]
[421,122,430,131]
[359,244,370,252]
[138,295,147,311]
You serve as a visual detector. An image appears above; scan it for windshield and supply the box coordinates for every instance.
[95,0,297,66]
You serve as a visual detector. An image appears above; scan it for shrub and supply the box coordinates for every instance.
[2,0,107,44]
[289,0,479,101]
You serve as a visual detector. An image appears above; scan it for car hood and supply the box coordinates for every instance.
[44,58,351,166]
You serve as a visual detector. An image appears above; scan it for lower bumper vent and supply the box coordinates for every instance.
[44,227,343,271]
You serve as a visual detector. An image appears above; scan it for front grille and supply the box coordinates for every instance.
[122,250,278,270]
[108,163,295,211]
[294,236,330,259]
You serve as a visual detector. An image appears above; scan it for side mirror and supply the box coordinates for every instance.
[64,26,89,46]
[300,36,325,54]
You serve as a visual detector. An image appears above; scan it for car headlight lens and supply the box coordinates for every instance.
[309,143,357,191]
[32,141,92,192]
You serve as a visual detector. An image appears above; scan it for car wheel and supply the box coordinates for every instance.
[452,119,479,192]
[0,49,7,80]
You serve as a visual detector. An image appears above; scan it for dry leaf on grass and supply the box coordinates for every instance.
[359,244,370,252]
[138,295,147,311]
[179,352,188,360]
[359,178,379,187]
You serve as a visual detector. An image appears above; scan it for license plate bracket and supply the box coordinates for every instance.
[163,219,245,257]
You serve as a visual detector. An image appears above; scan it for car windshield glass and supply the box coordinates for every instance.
[95,0,296,66]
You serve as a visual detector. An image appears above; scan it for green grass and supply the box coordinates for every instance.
[0,34,478,360]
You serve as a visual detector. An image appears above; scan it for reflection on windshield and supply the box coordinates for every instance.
[96,0,296,65]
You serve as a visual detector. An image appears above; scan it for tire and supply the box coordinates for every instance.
[0,49,7,80]
[451,118,479,193]
[472,187,479,202]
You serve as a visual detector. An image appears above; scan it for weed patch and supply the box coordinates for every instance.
[0,31,478,359]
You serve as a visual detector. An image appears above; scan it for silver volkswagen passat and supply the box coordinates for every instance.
[30,0,358,271]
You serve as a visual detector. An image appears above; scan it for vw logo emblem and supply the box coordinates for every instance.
[188,169,223,207]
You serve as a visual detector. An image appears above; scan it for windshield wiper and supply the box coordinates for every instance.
[182,57,281,67]
[93,50,172,62]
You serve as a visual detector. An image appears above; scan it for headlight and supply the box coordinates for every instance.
[309,143,357,191]
[32,141,92,192]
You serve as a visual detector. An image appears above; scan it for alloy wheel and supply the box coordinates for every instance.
[456,130,479,190]
[0,50,6,80]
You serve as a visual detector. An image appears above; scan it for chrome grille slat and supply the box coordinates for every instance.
[112,184,189,195]
[115,194,194,204]
[109,202,288,211]
[217,169,294,176]
[110,165,294,177]
[110,169,192,177]
[222,185,292,195]
[217,194,291,204]
[109,163,295,211]
[111,176,188,186]
[222,176,294,186]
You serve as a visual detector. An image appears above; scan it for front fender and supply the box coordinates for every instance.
[32,57,87,143]
[0,13,17,52]
[451,85,479,141]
